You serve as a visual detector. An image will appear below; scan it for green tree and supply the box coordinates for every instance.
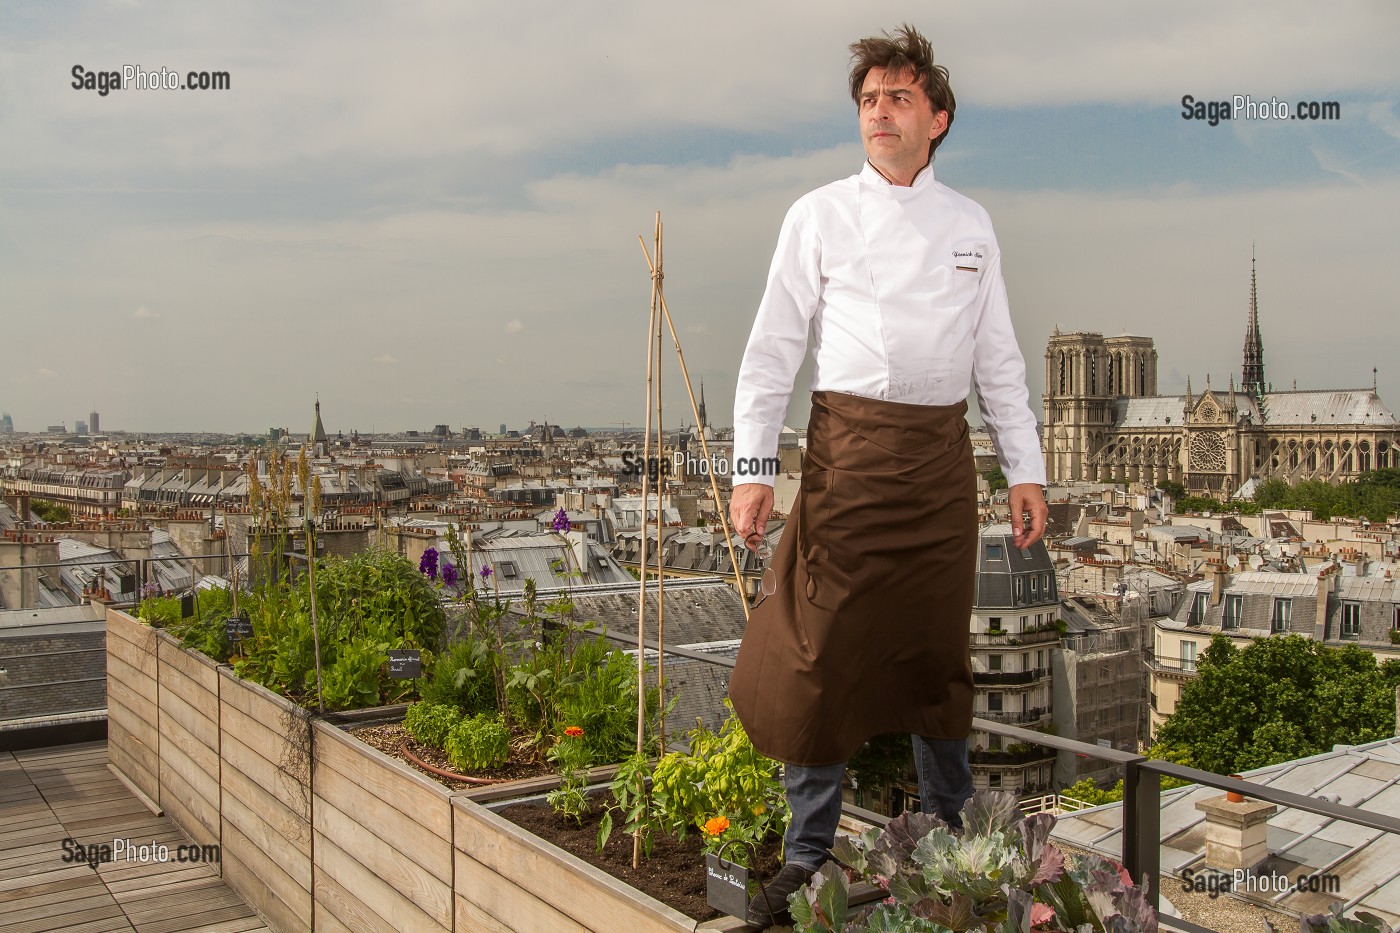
[983,466,1008,494]
[1159,479,1187,499]
[1154,634,1400,774]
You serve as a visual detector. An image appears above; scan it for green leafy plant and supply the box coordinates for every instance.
[646,710,787,867]
[546,726,592,822]
[597,752,655,858]
[790,791,1157,933]
[444,712,511,772]
[421,633,499,716]
[403,702,462,749]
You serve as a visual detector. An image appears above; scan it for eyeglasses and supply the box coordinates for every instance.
[746,533,777,602]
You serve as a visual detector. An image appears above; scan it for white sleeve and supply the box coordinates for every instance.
[969,243,1048,488]
[731,199,821,487]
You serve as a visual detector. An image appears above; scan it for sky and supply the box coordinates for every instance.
[2,1,1398,435]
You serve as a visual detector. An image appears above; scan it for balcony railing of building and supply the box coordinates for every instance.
[977,706,1051,725]
[972,667,1051,685]
[971,627,1062,646]
[1146,652,1197,674]
[595,621,1400,933]
[968,745,1056,766]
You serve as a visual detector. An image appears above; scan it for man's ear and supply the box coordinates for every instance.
[928,110,949,141]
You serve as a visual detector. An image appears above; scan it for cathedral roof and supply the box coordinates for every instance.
[1109,389,1396,428]
[1256,389,1398,426]
[1110,396,1187,427]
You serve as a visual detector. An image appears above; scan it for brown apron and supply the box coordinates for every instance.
[729,390,977,767]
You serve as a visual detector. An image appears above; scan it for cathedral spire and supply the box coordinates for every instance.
[1242,246,1266,400]
[312,395,328,446]
[697,378,708,429]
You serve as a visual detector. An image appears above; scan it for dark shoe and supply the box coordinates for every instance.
[745,862,816,929]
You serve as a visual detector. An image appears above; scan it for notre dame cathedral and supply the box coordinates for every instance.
[1042,258,1400,495]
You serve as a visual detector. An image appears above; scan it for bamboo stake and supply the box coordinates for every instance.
[637,238,752,621]
[632,212,662,869]
[653,215,668,757]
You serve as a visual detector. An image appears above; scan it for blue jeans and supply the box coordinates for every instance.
[782,736,972,870]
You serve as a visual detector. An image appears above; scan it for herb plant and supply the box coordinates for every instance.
[403,702,462,749]
[444,712,511,772]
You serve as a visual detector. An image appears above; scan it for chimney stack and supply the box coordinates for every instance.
[1195,793,1277,873]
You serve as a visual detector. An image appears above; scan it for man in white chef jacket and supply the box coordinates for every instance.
[729,23,1048,928]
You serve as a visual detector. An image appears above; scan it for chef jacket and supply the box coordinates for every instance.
[733,160,1046,489]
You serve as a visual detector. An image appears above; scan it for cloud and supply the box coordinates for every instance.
[375,354,397,364]
[133,306,159,319]
[505,319,524,334]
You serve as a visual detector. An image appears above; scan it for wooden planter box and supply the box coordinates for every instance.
[104,608,753,932]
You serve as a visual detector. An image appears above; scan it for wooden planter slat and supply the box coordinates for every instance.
[453,848,590,932]
[157,735,219,845]
[218,727,309,827]
[314,722,452,842]
[156,630,219,693]
[313,745,453,884]
[453,796,701,933]
[453,892,521,933]
[221,818,312,933]
[314,831,450,933]
[157,662,220,740]
[106,636,157,689]
[106,607,156,653]
[218,759,311,882]
[106,719,157,799]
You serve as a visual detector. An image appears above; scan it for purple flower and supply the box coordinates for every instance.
[419,547,439,580]
[440,561,459,588]
[479,565,493,580]
[551,507,571,533]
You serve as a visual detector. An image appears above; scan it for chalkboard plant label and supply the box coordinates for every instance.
[705,853,750,919]
[388,649,422,679]
[224,614,252,643]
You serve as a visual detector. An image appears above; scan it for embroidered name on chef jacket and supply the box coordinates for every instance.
[953,248,984,273]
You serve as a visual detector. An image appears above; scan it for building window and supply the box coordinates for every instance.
[1272,598,1292,633]
[1150,692,1158,711]
[1340,602,1361,639]
[1036,649,1045,669]
[1181,641,1197,673]
[1222,594,1242,630]
[989,654,1002,671]
[1393,605,1400,632]
[1031,576,1040,598]
[989,616,1002,632]
[986,543,1003,560]
[1014,577,1025,604]
[988,773,1002,789]
[1189,592,1208,625]
[988,692,1003,712]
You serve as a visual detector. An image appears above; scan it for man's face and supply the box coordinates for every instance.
[859,66,948,182]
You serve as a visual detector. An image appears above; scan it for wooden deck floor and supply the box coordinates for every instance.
[0,742,273,933]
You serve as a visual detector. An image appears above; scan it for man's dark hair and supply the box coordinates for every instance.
[848,23,955,159]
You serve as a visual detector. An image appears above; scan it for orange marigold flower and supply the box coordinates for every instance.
[702,816,730,837]
[563,726,584,738]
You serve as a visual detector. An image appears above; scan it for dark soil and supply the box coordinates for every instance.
[349,722,555,788]
[499,801,783,922]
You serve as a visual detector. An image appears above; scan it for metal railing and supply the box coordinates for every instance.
[592,619,1400,931]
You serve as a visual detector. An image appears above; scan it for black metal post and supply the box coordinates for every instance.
[1123,758,1161,909]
